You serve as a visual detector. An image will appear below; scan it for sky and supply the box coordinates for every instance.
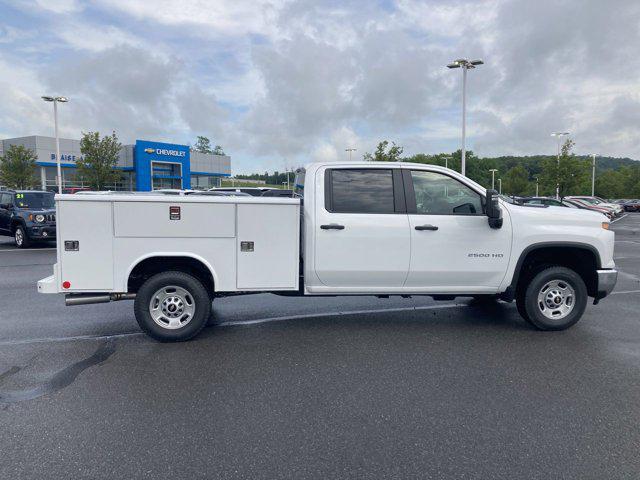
[0,0,639,174]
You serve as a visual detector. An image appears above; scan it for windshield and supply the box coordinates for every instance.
[15,192,55,209]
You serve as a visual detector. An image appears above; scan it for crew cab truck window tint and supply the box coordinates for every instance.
[329,169,395,214]
[409,171,482,215]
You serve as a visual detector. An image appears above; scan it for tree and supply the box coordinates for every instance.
[539,139,589,198]
[0,145,38,189]
[212,145,226,156]
[77,131,122,190]
[503,165,531,196]
[363,140,403,162]
[194,136,212,154]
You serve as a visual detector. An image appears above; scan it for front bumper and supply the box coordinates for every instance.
[30,225,56,239]
[595,268,617,301]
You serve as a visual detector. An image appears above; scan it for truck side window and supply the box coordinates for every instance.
[410,171,482,215]
[328,169,395,214]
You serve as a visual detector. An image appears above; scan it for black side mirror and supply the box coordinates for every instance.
[485,189,503,229]
[0,203,12,210]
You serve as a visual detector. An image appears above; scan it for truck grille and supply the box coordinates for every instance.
[46,213,56,223]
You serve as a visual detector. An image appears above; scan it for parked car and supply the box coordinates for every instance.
[62,187,92,194]
[620,199,640,212]
[520,197,567,207]
[210,187,277,196]
[566,196,623,216]
[563,198,614,219]
[0,190,56,247]
[39,162,617,341]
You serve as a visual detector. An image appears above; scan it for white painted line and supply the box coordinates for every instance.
[611,214,628,223]
[0,303,467,346]
[0,248,56,252]
[611,290,640,295]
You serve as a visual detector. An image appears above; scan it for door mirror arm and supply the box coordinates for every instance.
[485,189,503,229]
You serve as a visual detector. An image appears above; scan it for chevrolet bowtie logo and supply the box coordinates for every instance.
[144,148,155,154]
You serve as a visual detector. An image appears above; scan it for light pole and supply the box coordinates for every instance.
[42,95,68,193]
[498,178,502,194]
[443,155,452,169]
[345,148,357,161]
[591,153,597,196]
[551,131,569,199]
[447,58,484,177]
[489,169,498,190]
[535,176,539,196]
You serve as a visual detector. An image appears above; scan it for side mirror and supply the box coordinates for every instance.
[0,203,12,210]
[485,189,503,229]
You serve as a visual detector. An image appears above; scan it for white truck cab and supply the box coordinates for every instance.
[38,162,617,341]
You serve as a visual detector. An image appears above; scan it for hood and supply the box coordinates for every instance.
[504,202,608,225]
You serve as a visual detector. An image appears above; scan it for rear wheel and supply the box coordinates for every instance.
[519,266,587,331]
[14,225,31,248]
[134,271,211,342]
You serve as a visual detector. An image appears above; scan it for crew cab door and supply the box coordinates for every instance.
[314,167,410,288]
[403,168,511,290]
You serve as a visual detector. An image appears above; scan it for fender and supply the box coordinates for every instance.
[503,241,602,300]
[123,252,219,293]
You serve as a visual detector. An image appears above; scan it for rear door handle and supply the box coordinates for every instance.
[320,224,345,230]
[415,224,438,231]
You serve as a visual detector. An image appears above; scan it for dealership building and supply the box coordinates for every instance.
[0,136,231,191]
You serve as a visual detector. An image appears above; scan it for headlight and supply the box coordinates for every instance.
[35,214,45,223]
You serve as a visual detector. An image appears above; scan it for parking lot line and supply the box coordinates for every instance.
[611,214,629,223]
[0,248,56,252]
[611,290,640,295]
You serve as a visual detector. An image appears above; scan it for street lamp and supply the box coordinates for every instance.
[447,58,483,177]
[489,168,498,190]
[42,95,68,193]
[345,148,357,161]
[534,176,539,196]
[551,131,570,199]
[443,155,452,169]
[590,153,598,196]
[498,178,502,194]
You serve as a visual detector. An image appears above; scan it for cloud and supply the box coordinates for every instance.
[1,0,640,175]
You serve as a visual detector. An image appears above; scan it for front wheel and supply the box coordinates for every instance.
[517,266,587,331]
[14,225,31,248]
[134,271,211,342]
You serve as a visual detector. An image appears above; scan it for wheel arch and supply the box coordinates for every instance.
[125,253,218,295]
[508,242,601,298]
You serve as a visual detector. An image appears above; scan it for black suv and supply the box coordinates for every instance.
[0,190,56,248]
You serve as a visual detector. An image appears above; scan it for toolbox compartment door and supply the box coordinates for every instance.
[236,203,299,290]
[58,200,114,291]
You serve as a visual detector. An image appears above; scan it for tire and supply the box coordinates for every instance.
[519,266,587,331]
[134,271,211,342]
[14,225,31,248]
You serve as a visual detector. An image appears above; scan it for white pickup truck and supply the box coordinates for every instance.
[38,162,617,341]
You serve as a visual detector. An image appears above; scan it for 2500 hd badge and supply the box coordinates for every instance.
[468,253,504,258]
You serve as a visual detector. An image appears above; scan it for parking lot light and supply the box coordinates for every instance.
[591,153,598,196]
[489,169,498,190]
[447,58,484,177]
[42,95,69,193]
[551,131,570,199]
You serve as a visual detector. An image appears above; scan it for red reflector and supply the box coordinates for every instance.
[62,281,71,289]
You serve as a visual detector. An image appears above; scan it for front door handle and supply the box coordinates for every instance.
[320,224,345,230]
[415,224,438,231]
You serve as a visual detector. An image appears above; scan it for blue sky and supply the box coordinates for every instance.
[1,0,639,174]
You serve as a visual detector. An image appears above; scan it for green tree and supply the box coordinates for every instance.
[503,165,531,196]
[77,131,122,190]
[0,144,38,189]
[212,145,226,156]
[363,140,404,162]
[539,139,589,198]
[194,136,212,154]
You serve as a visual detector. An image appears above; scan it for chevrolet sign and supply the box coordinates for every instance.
[144,147,186,157]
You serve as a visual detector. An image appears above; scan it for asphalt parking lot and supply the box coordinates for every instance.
[1,215,639,479]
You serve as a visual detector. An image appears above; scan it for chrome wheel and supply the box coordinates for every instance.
[537,279,575,320]
[15,228,23,247]
[149,285,196,330]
